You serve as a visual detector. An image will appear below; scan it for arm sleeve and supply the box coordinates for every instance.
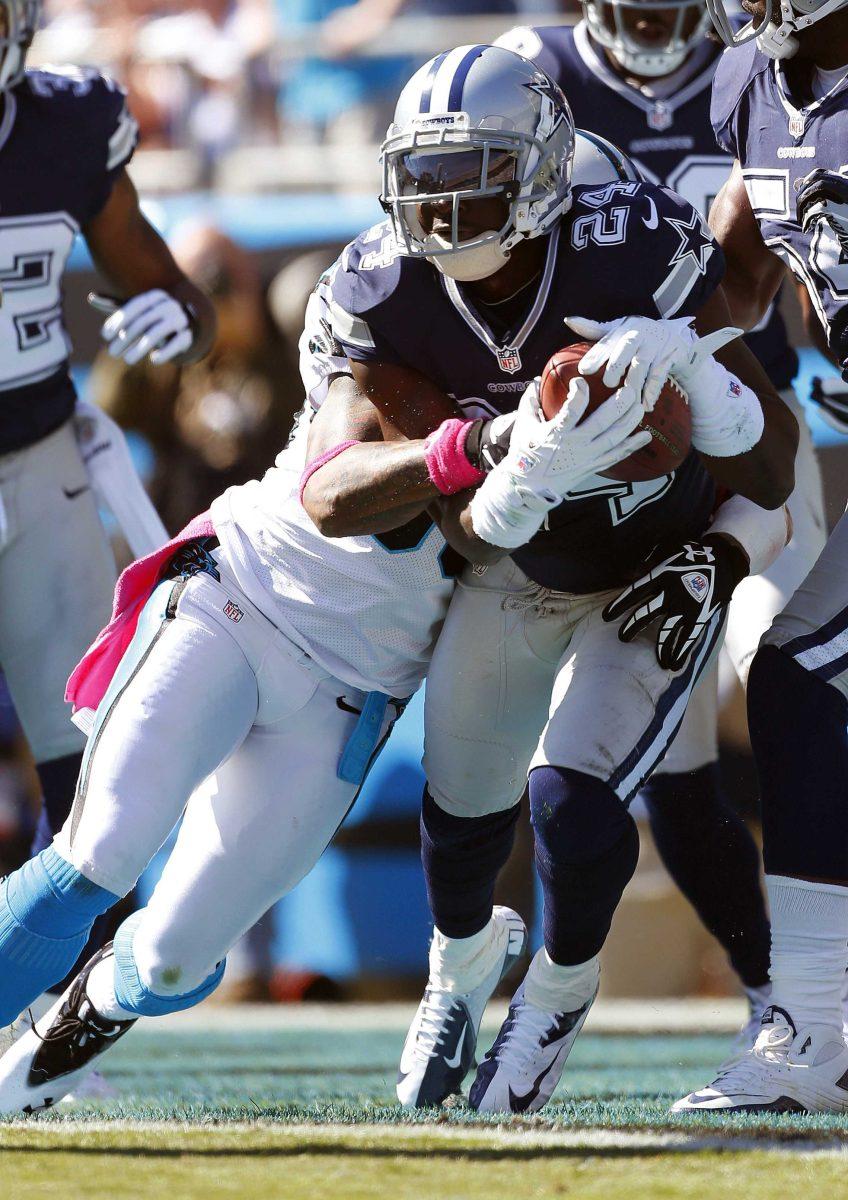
[710,44,753,158]
[327,243,408,366]
[86,74,140,220]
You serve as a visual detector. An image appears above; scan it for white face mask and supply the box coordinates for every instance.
[424,231,511,282]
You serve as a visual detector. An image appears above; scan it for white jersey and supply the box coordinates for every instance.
[211,276,456,699]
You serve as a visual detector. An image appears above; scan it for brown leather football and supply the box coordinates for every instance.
[540,340,691,483]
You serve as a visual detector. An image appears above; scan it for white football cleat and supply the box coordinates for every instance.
[0,992,117,1103]
[468,979,597,1114]
[397,906,527,1108]
[672,1005,848,1114]
[0,945,135,1115]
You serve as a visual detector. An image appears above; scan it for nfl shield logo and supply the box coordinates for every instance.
[789,114,805,138]
[497,346,522,374]
[648,102,673,132]
[223,599,244,623]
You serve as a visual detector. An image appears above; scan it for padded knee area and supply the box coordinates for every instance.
[0,847,117,1025]
[420,788,520,939]
[113,911,226,1017]
[748,646,848,881]
[529,767,639,965]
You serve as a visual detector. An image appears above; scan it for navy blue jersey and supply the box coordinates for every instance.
[712,42,848,368]
[497,21,797,391]
[0,67,138,452]
[330,182,723,593]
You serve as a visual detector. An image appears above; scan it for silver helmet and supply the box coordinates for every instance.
[380,44,575,282]
[0,1,40,91]
[706,0,848,58]
[582,0,711,76]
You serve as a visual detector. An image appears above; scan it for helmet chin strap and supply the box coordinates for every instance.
[425,232,511,282]
[757,19,800,57]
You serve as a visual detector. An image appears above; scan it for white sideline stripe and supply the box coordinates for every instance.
[5,1121,848,1156]
[149,997,750,1034]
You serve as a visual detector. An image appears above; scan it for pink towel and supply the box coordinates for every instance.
[66,511,215,715]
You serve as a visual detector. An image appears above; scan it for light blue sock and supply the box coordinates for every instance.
[0,847,118,1025]
[113,912,226,1017]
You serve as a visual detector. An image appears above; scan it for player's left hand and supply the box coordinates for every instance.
[564,315,740,412]
[796,168,848,241]
[602,534,749,671]
[100,289,194,366]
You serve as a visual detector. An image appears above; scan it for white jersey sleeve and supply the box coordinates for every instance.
[211,269,457,698]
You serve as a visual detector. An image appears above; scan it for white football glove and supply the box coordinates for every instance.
[565,315,764,457]
[101,289,194,366]
[469,376,650,549]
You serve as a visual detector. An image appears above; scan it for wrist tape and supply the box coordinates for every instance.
[686,361,765,457]
[469,466,560,550]
[708,493,791,576]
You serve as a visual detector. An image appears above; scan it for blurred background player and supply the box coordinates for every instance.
[495,0,827,1040]
[0,0,215,1035]
[671,0,848,1112]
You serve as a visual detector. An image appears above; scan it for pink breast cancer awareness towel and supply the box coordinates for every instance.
[66,511,215,717]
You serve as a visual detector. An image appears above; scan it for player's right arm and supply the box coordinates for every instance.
[708,162,787,332]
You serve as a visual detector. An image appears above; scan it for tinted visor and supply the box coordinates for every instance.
[601,0,706,45]
[393,147,517,198]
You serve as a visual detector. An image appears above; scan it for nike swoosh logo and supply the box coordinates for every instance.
[642,197,659,230]
[507,1053,562,1113]
[444,1025,467,1070]
[63,485,90,500]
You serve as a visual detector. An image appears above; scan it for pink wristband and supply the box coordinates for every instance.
[299,440,360,503]
[424,418,485,496]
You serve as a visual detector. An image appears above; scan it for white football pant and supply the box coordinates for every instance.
[54,552,401,997]
[423,556,725,818]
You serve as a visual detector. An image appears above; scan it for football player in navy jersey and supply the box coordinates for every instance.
[494,5,828,1047]
[0,2,214,1036]
[670,0,848,1114]
[321,43,798,1112]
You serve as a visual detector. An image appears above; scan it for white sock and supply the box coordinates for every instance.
[767,874,848,1030]
[523,948,599,1013]
[429,917,504,992]
[85,956,135,1023]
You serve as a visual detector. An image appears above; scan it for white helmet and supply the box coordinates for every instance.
[380,44,575,282]
[0,1,40,91]
[706,0,848,58]
[583,0,711,76]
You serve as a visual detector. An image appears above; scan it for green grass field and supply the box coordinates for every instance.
[2,1004,847,1200]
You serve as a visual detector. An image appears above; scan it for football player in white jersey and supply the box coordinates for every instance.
[0,0,216,1042]
[495,2,827,1045]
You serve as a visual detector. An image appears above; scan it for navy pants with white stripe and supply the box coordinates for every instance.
[423,558,724,962]
[751,505,848,882]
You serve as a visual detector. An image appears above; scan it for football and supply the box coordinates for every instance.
[539,341,692,483]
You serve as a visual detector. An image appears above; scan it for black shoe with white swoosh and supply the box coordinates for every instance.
[0,944,134,1115]
[397,906,527,1108]
[468,979,597,1114]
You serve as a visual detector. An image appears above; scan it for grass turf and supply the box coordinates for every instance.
[2,1016,848,1198]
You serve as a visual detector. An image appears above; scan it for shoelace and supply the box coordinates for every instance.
[412,988,457,1060]
[491,1002,560,1072]
[711,1024,797,1090]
